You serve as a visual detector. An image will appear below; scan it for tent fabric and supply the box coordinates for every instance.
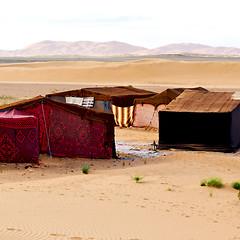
[21,102,52,153]
[158,111,233,152]
[49,107,113,158]
[46,86,157,107]
[133,87,208,128]
[133,104,165,128]
[0,96,115,159]
[0,109,39,163]
[111,105,134,127]
[93,100,113,113]
[0,96,115,144]
[158,90,240,152]
[46,86,156,127]
[162,90,239,113]
[133,87,208,109]
[66,97,94,108]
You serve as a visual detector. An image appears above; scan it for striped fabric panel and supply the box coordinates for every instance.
[111,105,134,127]
[66,97,94,108]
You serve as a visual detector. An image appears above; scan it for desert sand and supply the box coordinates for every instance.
[1,59,240,89]
[0,59,240,240]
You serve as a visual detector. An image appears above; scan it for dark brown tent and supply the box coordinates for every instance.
[0,96,115,159]
[133,87,207,128]
[46,86,156,127]
[134,87,208,108]
[158,90,240,152]
[47,86,156,106]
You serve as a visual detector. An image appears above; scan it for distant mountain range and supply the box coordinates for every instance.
[1,41,240,56]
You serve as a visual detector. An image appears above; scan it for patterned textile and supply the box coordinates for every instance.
[49,107,113,158]
[66,97,94,108]
[22,103,52,153]
[22,103,113,158]
[111,105,134,127]
[0,110,39,163]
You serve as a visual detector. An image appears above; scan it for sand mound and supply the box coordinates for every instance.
[0,59,240,88]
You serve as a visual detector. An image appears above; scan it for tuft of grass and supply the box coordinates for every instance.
[0,168,2,173]
[167,188,173,191]
[81,165,90,174]
[0,95,15,100]
[201,177,224,188]
[131,175,144,183]
[238,191,240,200]
[232,181,240,190]
[209,190,213,197]
[122,162,125,167]
[207,177,223,188]
[200,179,207,186]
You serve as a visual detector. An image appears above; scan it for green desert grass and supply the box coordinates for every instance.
[81,164,90,174]
[131,175,144,183]
[0,95,16,100]
[200,179,207,186]
[200,177,224,188]
[232,181,240,190]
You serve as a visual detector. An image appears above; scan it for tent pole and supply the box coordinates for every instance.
[41,102,52,157]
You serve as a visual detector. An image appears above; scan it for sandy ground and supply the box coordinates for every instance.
[0,60,240,240]
[0,127,240,240]
[1,59,240,89]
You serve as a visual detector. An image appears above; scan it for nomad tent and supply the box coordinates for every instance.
[133,87,207,128]
[158,90,240,152]
[0,109,39,163]
[0,96,116,159]
[46,86,156,127]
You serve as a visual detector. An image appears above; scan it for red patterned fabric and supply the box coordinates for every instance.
[20,102,113,159]
[22,103,51,153]
[49,107,113,158]
[0,110,39,163]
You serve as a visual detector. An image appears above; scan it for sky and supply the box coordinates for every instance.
[1,0,240,50]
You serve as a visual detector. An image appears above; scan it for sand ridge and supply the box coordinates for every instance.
[0,59,240,87]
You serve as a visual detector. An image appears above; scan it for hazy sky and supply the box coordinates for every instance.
[1,0,240,50]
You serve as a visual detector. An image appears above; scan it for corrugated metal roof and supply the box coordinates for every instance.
[161,90,240,113]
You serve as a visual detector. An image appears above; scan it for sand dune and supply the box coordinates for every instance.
[0,59,240,88]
